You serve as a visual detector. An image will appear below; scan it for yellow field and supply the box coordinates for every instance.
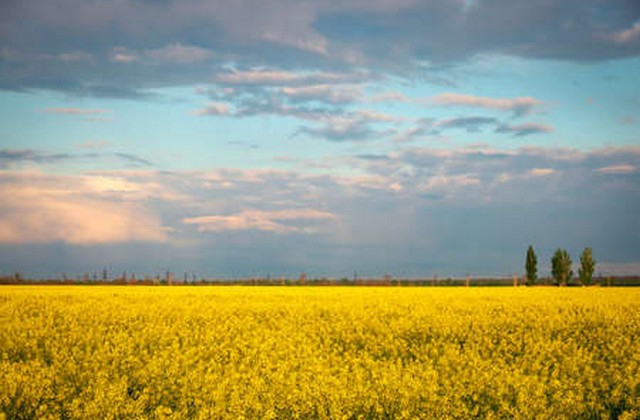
[1,286,639,419]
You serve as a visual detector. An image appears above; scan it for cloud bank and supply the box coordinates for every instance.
[0,171,168,245]
[1,0,639,97]
[183,209,338,234]
[0,145,638,276]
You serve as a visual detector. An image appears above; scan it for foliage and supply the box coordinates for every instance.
[579,247,596,286]
[551,248,573,286]
[1,286,639,419]
[525,245,537,286]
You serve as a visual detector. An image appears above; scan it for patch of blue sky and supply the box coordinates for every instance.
[455,55,640,148]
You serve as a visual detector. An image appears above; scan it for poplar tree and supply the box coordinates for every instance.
[525,245,537,286]
[551,249,573,286]
[579,247,595,286]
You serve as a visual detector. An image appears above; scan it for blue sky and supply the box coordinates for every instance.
[1,0,639,279]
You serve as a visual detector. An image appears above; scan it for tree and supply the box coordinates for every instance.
[579,247,596,286]
[551,248,573,286]
[525,245,537,286]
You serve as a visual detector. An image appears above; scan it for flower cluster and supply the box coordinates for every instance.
[1,286,639,418]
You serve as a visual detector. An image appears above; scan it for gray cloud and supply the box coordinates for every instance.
[114,153,154,167]
[430,93,542,118]
[292,109,401,141]
[193,78,406,141]
[0,149,75,167]
[193,74,358,125]
[1,0,638,96]
[397,117,555,139]
[391,116,553,141]
[438,116,500,133]
[295,124,378,142]
[461,0,640,61]
[214,69,369,87]
[280,84,363,105]
[145,43,214,64]
[495,122,554,137]
[0,149,153,169]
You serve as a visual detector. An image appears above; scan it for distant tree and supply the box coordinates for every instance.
[579,247,596,286]
[383,274,391,286]
[525,245,537,286]
[551,249,573,286]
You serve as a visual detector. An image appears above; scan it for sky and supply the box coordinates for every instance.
[1,0,639,279]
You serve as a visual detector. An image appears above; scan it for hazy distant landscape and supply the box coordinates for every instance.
[3,274,640,287]
[1,0,639,280]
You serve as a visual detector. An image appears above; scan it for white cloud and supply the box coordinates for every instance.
[1,144,639,275]
[86,171,190,202]
[183,209,338,234]
[334,174,394,191]
[596,164,635,174]
[110,47,137,63]
[281,84,363,104]
[422,174,481,191]
[431,93,542,116]
[608,23,640,44]
[215,69,361,86]
[217,69,310,85]
[355,109,404,123]
[191,102,230,116]
[528,168,555,177]
[0,171,168,245]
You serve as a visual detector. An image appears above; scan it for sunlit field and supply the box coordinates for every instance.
[1,286,639,419]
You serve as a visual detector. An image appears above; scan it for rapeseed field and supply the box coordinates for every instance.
[1,286,639,419]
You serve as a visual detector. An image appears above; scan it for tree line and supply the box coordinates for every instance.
[525,246,596,286]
